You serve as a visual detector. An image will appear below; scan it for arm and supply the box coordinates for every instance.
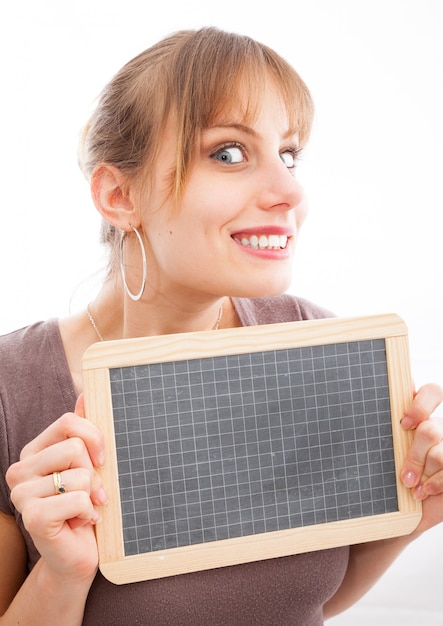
[0,523,93,624]
[324,383,443,619]
[1,398,107,624]
[0,511,27,615]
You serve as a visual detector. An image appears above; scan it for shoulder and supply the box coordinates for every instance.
[0,319,76,467]
[0,318,76,403]
[0,319,59,362]
[0,320,70,385]
[233,294,335,326]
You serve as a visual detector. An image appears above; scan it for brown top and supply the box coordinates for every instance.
[0,295,348,625]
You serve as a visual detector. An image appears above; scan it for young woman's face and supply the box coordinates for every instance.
[141,82,308,302]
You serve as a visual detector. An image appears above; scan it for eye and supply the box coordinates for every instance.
[280,148,301,169]
[211,143,246,164]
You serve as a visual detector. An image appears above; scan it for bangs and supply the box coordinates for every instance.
[176,31,313,139]
[170,29,314,199]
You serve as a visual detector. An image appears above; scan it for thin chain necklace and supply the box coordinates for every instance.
[86,303,105,342]
[86,302,223,342]
[213,304,223,330]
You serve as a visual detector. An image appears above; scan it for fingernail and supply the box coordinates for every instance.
[423,483,438,496]
[401,416,414,430]
[402,471,416,488]
[96,487,109,505]
[98,452,105,467]
[413,484,425,500]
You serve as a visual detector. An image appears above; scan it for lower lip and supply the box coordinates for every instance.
[232,238,292,260]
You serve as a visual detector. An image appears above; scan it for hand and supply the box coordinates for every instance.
[6,396,108,583]
[401,383,443,534]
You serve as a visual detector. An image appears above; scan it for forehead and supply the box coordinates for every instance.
[207,74,297,136]
[207,98,296,145]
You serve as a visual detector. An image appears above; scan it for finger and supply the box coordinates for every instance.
[11,468,108,521]
[21,491,101,538]
[46,467,108,506]
[13,437,95,481]
[11,467,92,500]
[414,436,443,499]
[19,411,105,468]
[8,438,109,506]
[48,467,108,505]
[421,469,443,498]
[401,418,443,491]
[402,383,443,430]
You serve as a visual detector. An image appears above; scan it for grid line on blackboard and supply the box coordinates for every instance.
[109,339,398,556]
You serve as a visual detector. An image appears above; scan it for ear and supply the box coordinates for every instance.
[90,164,139,230]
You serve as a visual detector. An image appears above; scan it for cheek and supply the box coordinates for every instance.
[295,195,309,229]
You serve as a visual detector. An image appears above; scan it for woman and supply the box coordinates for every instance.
[1,27,442,625]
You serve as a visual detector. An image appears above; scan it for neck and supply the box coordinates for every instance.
[88,282,235,340]
[58,289,241,396]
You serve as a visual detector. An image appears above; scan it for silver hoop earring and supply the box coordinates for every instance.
[119,224,147,301]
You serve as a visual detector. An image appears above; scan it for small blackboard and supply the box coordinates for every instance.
[82,314,421,584]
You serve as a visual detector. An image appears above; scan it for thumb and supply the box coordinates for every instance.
[75,393,86,418]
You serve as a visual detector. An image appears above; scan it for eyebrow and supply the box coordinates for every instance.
[209,123,258,136]
[205,123,297,141]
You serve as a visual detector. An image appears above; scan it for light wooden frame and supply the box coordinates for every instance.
[82,313,421,584]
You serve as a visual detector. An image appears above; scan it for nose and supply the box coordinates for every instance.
[255,157,305,214]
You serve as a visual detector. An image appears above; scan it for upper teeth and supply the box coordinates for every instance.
[235,234,289,250]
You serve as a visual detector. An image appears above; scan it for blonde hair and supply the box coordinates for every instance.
[79,27,314,263]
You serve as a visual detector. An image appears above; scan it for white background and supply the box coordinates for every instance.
[1,1,442,622]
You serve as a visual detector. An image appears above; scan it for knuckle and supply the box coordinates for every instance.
[428,382,443,399]
[70,489,94,511]
[59,411,79,428]
[9,479,30,505]
[426,442,443,467]
[423,471,443,495]
[410,383,443,422]
[19,441,33,460]
[414,419,442,445]
[405,454,424,470]
[21,499,44,534]
[58,411,88,437]
[419,383,443,414]
[8,484,22,510]
[66,435,88,459]
[62,412,104,449]
[71,467,93,491]
[5,462,21,489]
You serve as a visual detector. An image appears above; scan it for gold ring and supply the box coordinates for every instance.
[53,471,66,495]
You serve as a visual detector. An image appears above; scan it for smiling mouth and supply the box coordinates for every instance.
[233,234,289,250]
